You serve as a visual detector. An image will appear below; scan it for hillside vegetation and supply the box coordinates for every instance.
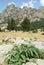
[6,17,44,32]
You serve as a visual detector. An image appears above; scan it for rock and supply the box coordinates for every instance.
[1,26,7,30]
[23,62,37,65]
[23,59,44,65]
[3,37,11,42]
[11,30,16,32]
[15,37,29,45]
[3,37,15,43]
[15,37,24,45]
[8,38,15,43]
[0,44,13,63]
[5,29,9,32]
[37,59,44,65]
[32,41,44,49]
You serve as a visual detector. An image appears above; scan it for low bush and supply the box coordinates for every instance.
[0,28,2,32]
[5,44,44,65]
[42,33,44,35]
[32,29,38,33]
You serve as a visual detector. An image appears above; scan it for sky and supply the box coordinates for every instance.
[0,0,44,12]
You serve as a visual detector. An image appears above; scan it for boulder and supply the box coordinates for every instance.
[23,62,36,65]
[37,59,44,65]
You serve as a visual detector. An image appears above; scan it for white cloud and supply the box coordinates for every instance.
[40,0,44,6]
[29,0,34,8]
[8,2,16,6]
[21,2,28,8]
[21,0,37,9]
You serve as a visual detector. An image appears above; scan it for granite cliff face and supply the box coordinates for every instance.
[0,3,44,28]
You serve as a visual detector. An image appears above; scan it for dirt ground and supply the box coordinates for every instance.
[0,31,44,41]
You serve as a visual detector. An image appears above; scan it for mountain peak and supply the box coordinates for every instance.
[8,2,15,6]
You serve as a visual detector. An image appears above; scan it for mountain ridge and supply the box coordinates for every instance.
[0,4,44,28]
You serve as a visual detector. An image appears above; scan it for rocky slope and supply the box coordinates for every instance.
[0,3,44,28]
[39,6,44,12]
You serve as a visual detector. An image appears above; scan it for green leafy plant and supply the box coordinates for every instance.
[5,44,44,65]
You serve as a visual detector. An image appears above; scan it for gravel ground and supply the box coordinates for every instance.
[0,44,13,64]
[0,37,44,65]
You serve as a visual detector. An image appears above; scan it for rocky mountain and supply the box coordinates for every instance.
[0,3,44,28]
[39,6,44,12]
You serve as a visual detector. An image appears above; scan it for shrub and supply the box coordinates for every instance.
[30,19,44,30]
[41,27,44,32]
[42,33,44,35]
[5,44,43,65]
[32,29,38,33]
[0,28,2,32]
[21,17,30,31]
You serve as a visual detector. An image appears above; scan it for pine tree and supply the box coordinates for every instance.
[7,18,17,30]
[21,17,30,31]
